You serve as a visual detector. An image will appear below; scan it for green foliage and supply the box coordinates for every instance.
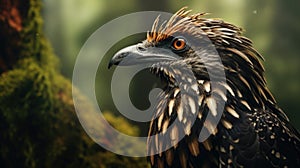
[0,0,148,167]
[103,112,140,136]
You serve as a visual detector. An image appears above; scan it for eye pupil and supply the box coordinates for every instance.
[176,41,182,47]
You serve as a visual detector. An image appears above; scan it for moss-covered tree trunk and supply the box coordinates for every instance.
[0,0,147,167]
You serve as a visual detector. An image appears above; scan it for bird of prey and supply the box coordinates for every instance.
[109,7,300,168]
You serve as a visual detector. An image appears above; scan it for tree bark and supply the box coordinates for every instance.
[0,0,28,72]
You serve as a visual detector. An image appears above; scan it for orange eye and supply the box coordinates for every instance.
[172,37,186,51]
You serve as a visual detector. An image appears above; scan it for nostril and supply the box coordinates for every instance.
[137,45,146,52]
[119,52,128,58]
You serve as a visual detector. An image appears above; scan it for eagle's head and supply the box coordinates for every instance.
[108,7,273,106]
[109,8,224,85]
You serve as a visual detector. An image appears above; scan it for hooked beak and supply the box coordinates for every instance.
[108,43,178,69]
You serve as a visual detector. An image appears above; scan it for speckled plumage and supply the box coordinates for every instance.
[109,7,300,168]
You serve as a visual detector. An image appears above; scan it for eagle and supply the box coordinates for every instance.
[108,7,300,167]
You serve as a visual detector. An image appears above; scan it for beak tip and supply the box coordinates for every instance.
[108,60,113,69]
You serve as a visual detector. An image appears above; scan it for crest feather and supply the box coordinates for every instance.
[147,7,207,43]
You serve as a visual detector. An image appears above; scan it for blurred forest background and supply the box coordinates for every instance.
[0,0,299,167]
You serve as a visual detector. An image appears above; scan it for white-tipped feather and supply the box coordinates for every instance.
[226,106,240,118]
[168,99,175,116]
[206,97,217,116]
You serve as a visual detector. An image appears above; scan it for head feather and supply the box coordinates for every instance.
[147,7,207,43]
[146,7,277,107]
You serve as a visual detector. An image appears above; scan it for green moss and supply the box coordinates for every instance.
[0,60,54,167]
[0,0,148,167]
